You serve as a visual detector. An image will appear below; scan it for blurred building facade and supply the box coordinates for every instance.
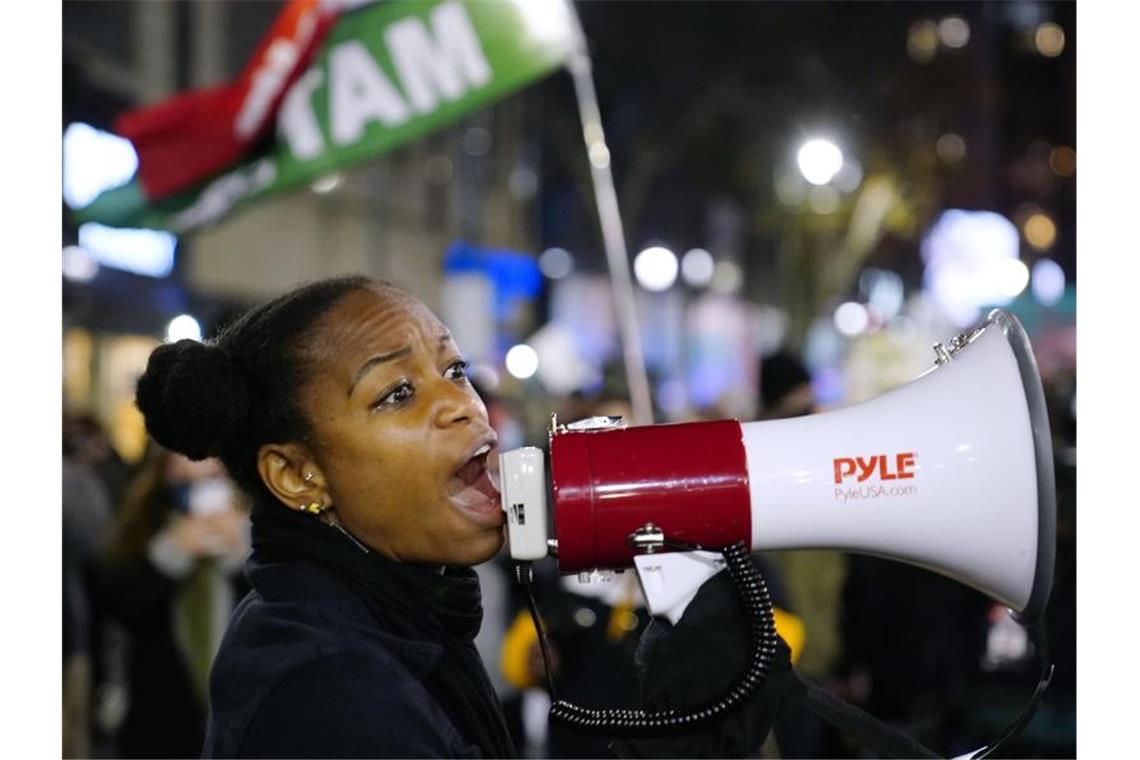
[63,0,545,461]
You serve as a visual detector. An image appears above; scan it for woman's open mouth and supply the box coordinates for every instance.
[448,442,503,528]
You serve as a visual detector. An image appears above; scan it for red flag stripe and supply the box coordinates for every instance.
[115,0,341,201]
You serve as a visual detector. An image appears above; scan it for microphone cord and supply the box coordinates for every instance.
[969,620,1054,759]
[515,562,558,700]
[516,541,781,737]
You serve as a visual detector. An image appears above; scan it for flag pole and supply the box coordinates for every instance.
[563,6,654,426]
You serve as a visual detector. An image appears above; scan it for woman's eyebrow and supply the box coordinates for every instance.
[347,334,452,396]
[348,346,411,397]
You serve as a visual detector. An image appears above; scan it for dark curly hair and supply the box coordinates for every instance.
[135,274,383,502]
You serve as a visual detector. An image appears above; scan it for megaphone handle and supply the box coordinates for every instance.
[522,541,782,738]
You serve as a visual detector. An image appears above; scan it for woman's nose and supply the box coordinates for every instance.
[433,380,485,428]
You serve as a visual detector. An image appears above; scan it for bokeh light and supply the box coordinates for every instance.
[539,247,574,279]
[62,246,99,282]
[834,302,869,337]
[63,122,139,210]
[938,16,971,49]
[797,139,844,185]
[921,209,1023,326]
[1023,212,1057,251]
[995,258,1030,299]
[1049,146,1076,177]
[634,245,679,291]
[505,344,539,379]
[680,248,715,287]
[1034,23,1065,57]
[166,314,202,343]
[1031,259,1066,306]
[78,223,177,278]
[907,20,939,63]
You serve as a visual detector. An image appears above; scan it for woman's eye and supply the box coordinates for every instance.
[375,382,414,409]
[445,360,469,381]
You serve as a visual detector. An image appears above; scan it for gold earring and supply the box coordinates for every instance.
[301,500,327,515]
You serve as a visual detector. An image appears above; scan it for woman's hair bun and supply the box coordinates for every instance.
[135,339,250,460]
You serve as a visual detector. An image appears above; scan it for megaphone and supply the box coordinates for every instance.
[499,308,1055,625]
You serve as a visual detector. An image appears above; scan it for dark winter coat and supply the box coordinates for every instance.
[203,503,516,759]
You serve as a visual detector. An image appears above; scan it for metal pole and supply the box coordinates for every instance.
[563,11,654,426]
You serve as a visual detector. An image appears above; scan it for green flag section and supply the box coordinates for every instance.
[74,0,578,233]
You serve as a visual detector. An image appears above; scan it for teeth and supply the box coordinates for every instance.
[474,444,491,457]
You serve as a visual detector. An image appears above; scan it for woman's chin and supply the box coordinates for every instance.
[446,520,505,567]
[474,526,507,564]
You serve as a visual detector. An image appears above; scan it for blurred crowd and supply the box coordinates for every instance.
[63,415,251,758]
[61,348,1076,759]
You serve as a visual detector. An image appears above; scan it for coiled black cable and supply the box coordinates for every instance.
[520,541,779,738]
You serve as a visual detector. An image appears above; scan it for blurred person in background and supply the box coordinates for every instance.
[757,351,818,423]
[63,416,114,758]
[131,275,792,758]
[840,554,989,754]
[100,445,249,758]
[755,350,848,758]
[64,411,132,509]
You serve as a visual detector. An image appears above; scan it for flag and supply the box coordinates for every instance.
[75,0,579,233]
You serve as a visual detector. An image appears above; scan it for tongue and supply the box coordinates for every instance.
[449,456,500,512]
[455,455,485,486]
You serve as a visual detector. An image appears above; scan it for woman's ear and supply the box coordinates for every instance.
[257,443,329,513]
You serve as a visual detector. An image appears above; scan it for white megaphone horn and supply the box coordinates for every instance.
[499,308,1056,625]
